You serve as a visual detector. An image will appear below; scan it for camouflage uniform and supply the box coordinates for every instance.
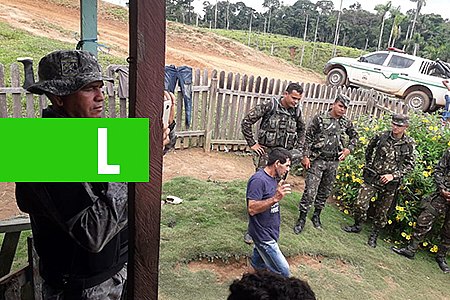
[353,130,415,228]
[241,97,305,170]
[298,111,358,214]
[392,149,450,273]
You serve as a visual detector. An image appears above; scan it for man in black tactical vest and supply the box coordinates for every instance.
[293,94,358,234]
[241,82,306,244]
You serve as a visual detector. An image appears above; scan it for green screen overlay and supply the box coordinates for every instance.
[0,118,149,182]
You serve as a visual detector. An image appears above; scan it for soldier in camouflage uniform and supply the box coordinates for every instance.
[343,114,415,248]
[241,82,305,170]
[15,50,129,299]
[293,94,358,234]
[241,82,305,244]
[392,149,450,273]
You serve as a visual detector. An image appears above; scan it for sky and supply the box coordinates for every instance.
[190,0,450,20]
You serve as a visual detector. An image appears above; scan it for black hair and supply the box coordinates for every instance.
[228,270,316,300]
[285,83,303,94]
[267,148,292,166]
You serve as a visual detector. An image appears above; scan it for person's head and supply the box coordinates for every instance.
[267,148,292,179]
[27,50,111,118]
[282,83,303,109]
[391,114,409,137]
[228,270,316,300]
[330,94,349,118]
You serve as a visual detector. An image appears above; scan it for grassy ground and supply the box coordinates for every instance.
[160,177,450,300]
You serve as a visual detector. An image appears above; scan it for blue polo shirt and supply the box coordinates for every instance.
[247,169,280,242]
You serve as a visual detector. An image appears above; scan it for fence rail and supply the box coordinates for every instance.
[0,63,408,152]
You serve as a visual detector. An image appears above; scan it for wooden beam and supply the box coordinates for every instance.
[128,0,165,298]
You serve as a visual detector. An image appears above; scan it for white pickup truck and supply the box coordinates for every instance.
[324,49,450,112]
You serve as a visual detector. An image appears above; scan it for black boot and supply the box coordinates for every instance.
[342,219,362,233]
[391,240,419,259]
[311,209,322,229]
[436,246,450,273]
[294,211,307,234]
[367,227,380,248]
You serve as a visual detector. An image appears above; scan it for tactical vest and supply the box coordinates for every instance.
[311,112,348,155]
[257,97,301,150]
[374,131,412,168]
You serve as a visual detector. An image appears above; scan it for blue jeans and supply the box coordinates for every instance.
[442,95,450,122]
[164,65,193,128]
[251,239,290,277]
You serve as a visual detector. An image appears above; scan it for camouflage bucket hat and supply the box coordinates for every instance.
[392,114,409,126]
[27,50,112,96]
[335,94,350,108]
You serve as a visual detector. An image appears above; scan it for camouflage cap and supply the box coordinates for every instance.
[27,50,112,96]
[335,94,350,108]
[392,114,409,126]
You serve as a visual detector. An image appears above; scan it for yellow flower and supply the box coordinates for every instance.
[344,209,349,215]
[431,136,437,141]
[422,242,428,247]
[422,118,430,123]
[406,234,411,240]
[428,125,438,131]
[413,222,416,227]
[396,206,405,212]
[405,201,409,205]
[401,232,407,237]
[448,140,450,147]
[364,127,370,131]
[430,245,439,253]
[337,195,342,200]
[408,221,413,226]
[388,220,393,225]
[371,196,376,202]
[422,171,429,178]
[359,136,367,143]
[336,174,340,179]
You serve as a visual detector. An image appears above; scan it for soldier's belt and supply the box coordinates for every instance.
[363,167,399,191]
[318,151,339,161]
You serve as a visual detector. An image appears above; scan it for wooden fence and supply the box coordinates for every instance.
[0,63,408,152]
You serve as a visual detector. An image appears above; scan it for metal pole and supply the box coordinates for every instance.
[80,0,98,56]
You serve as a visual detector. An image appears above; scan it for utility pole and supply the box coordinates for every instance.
[214,0,218,29]
[248,12,253,47]
[332,0,343,57]
[303,14,308,41]
[226,0,230,30]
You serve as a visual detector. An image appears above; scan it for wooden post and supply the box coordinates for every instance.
[80,0,98,56]
[205,76,218,152]
[128,0,165,298]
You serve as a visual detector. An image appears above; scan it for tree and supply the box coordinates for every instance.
[409,0,426,41]
[374,1,392,51]
[387,6,405,47]
[263,0,280,33]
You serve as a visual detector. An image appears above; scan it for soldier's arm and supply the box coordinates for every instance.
[241,99,273,147]
[365,133,380,166]
[295,111,306,153]
[302,115,320,158]
[345,120,359,152]
[434,149,450,192]
[393,141,416,179]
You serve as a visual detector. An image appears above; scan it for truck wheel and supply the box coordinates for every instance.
[326,68,347,87]
[405,90,430,112]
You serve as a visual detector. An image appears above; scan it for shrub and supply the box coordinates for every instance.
[335,112,450,252]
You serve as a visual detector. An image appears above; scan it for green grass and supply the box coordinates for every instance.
[0,230,32,272]
[160,176,450,300]
[208,29,364,75]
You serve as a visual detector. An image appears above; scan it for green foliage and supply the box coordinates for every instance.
[209,29,363,74]
[335,112,450,251]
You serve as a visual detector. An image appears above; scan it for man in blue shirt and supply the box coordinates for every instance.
[247,148,292,277]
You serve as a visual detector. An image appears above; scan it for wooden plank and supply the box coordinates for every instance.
[267,78,274,94]
[175,91,183,131]
[0,267,29,300]
[107,66,116,118]
[191,68,201,130]
[274,79,281,95]
[0,64,7,118]
[219,72,233,139]
[214,71,225,140]
[11,64,22,118]
[0,217,31,233]
[204,75,218,151]
[236,75,248,139]
[27,237,43,300]
[39,95,47,117]
[201,69,209,130]
[228,73,240,140]
[25,93,35,118]
[120,98,127,118]
[0,232,20,277]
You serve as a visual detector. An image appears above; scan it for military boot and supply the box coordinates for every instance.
[367,227,380,248]
[311,209,322,229]
[293,211,308,235]
[342,220,362,233]
[391,240,419,259]
[435,247,450,273]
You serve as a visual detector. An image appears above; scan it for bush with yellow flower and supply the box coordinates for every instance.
[334,112,450,251]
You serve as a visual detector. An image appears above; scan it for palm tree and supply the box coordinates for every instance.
[409,0,426,41]
[387,6,405,47]
[375,1,392,51]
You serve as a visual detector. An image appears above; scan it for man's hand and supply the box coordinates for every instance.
[164,91,176,125]
[301,156,311,169]
[339,148,351,161]
[440,189,450,201]
[380,174,394,184]
[251,143,265,156]
[163,125,170,147]
[274,180,291,202]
